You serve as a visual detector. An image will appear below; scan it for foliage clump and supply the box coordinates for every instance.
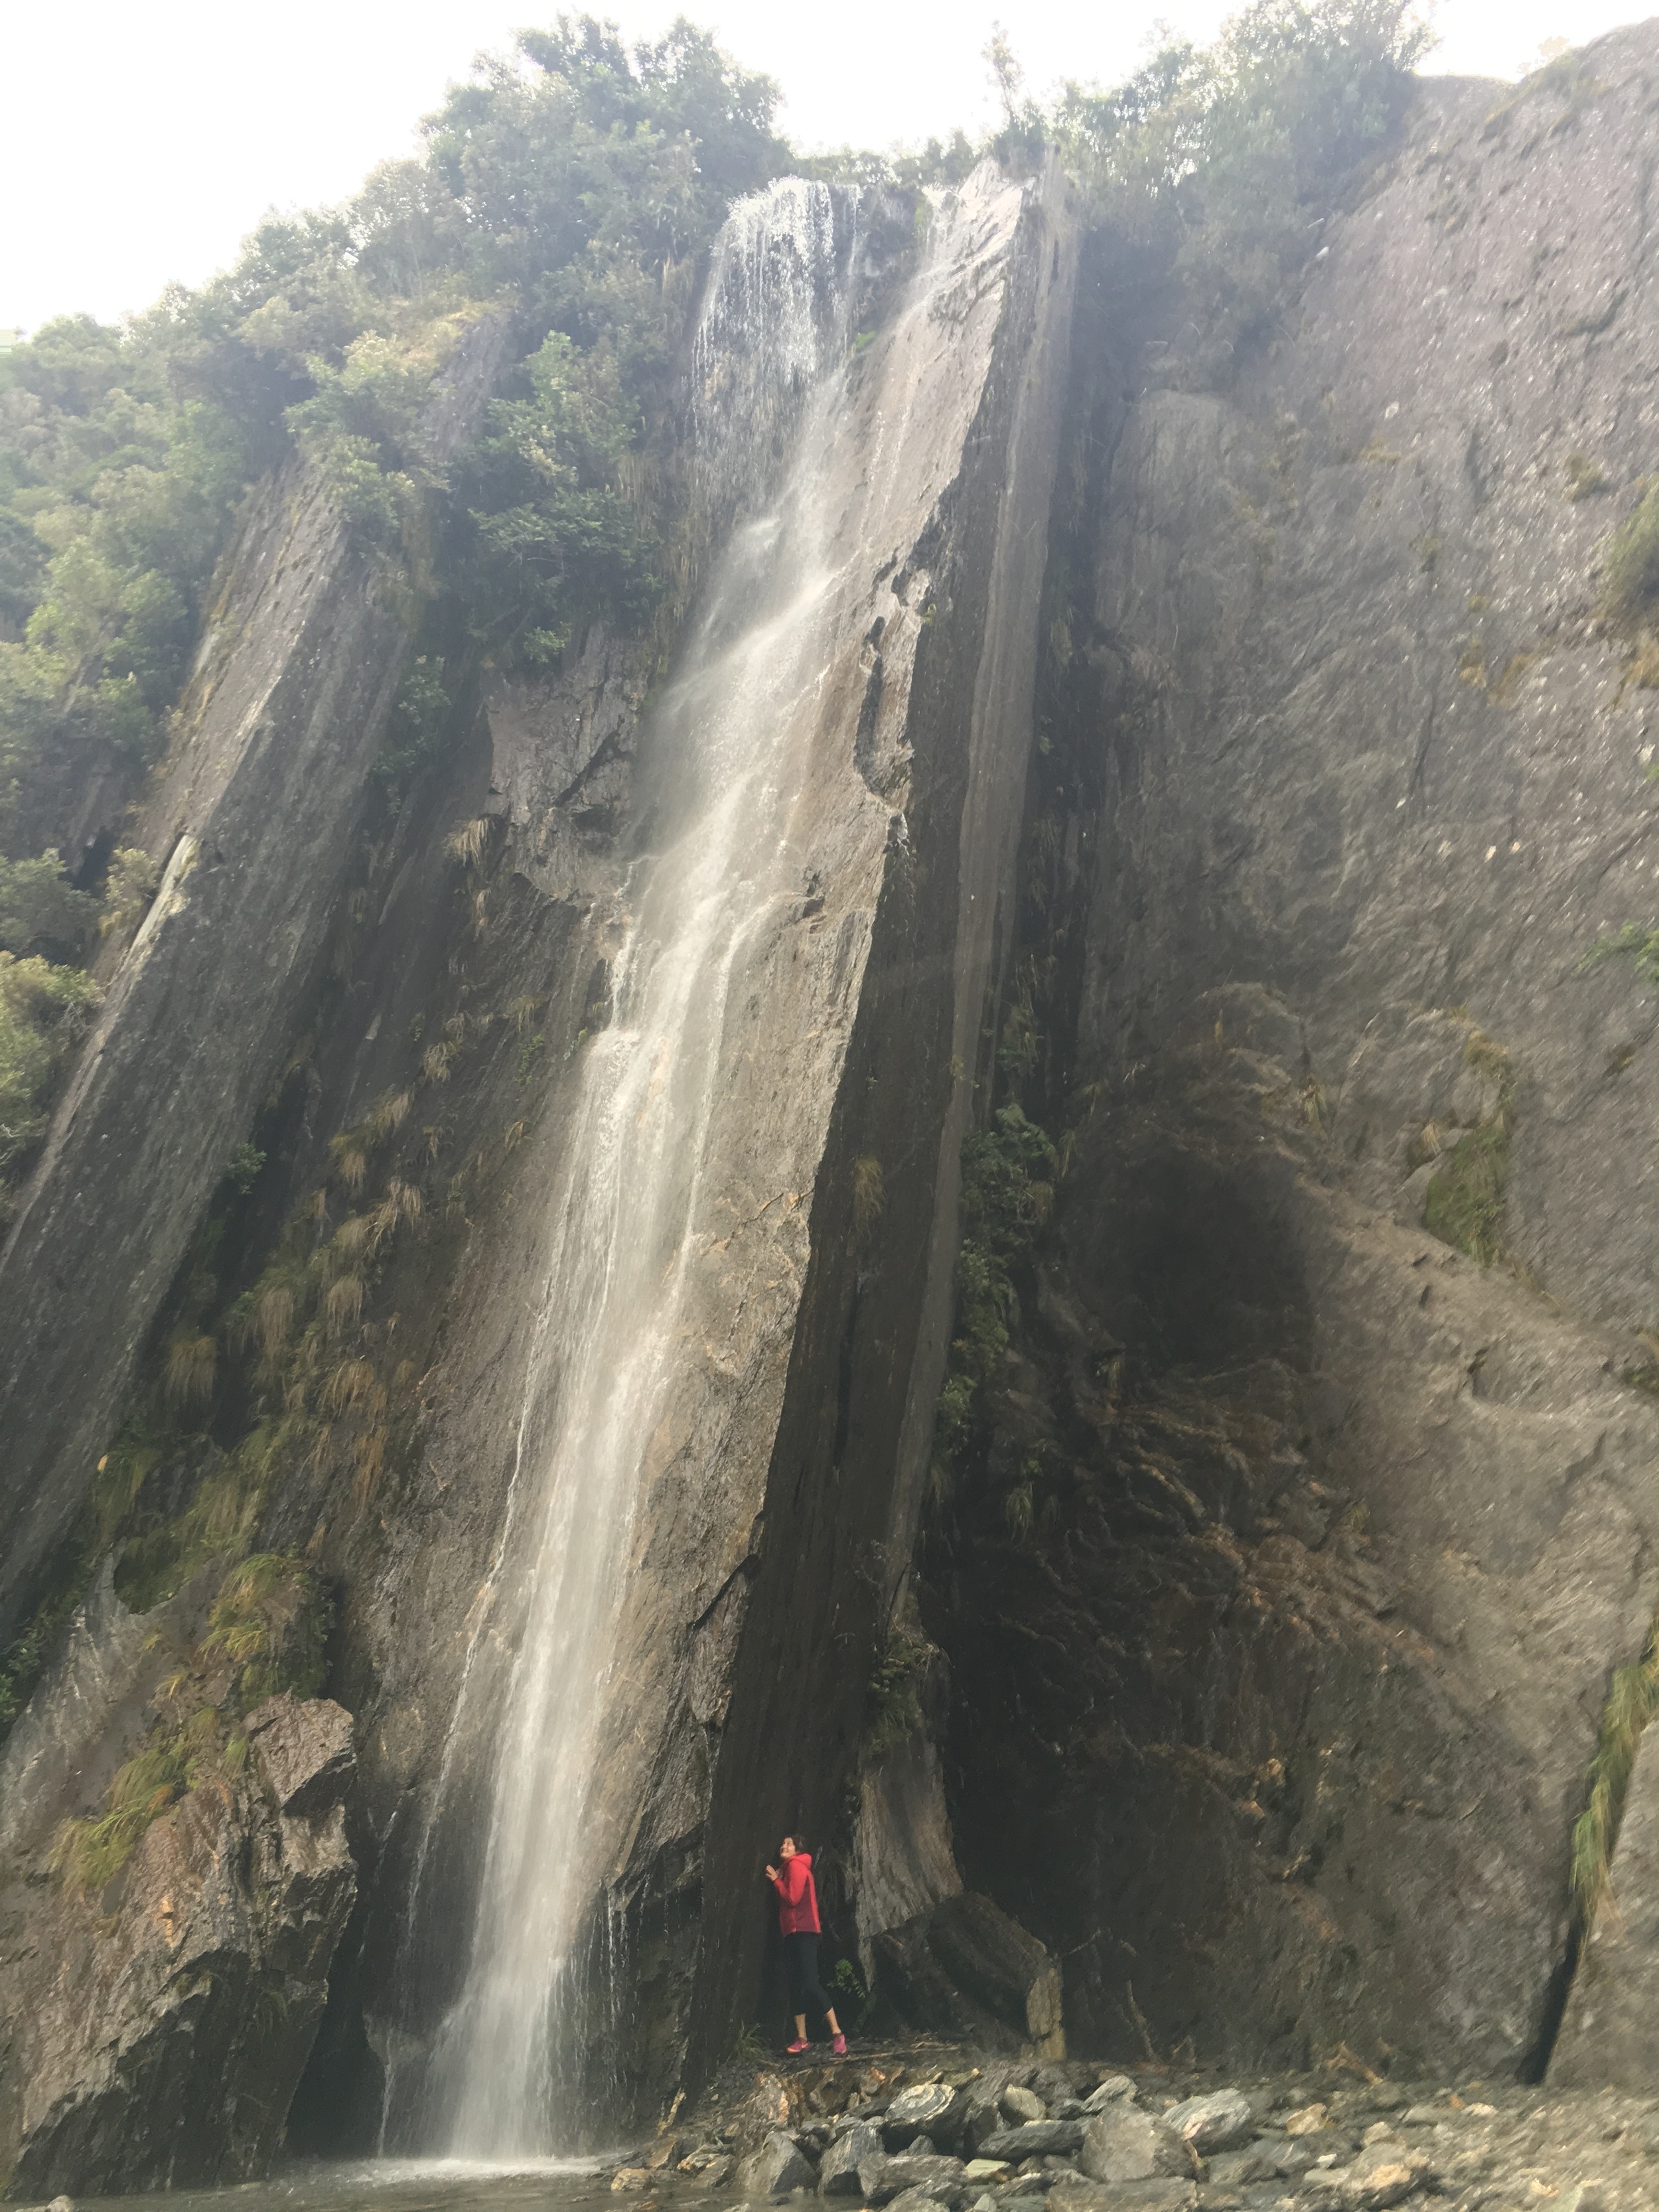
[933,1104,1056,1473]
[50,1551,326,1893]
[1572,1625,1659,1935]
[1045,0,1430,380]
[1599,483,1659,628]
[1422,1031,1512,1266]
[0,950,100,1196]
[864,1593,939,1763]
[0,19,787,1218]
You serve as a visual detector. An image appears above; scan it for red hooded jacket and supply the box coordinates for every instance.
[770,1852,820,1935]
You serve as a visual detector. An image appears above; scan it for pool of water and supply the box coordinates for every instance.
[68,2160,701,2212]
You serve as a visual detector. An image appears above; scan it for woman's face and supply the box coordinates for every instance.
[780,1836,796,1859]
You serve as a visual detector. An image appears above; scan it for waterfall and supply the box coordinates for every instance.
[401,179,866,2160]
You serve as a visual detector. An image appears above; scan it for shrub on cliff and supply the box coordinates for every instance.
[1054,0,1431,376]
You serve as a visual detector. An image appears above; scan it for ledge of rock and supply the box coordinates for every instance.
[0,1696,357,2195]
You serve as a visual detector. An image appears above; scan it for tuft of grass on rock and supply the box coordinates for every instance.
[1573,1629,1659,1933]
[1423,1033,1513,1266]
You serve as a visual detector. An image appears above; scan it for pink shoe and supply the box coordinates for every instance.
[831,2033,848,2056]
[786,2037,809,2054]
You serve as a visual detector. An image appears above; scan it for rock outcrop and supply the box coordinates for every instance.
[0,1676,355,2193]
[931,23,1659,2080]
[0,315,503,1643]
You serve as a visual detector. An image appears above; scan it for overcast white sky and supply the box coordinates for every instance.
[2,0,1652,335]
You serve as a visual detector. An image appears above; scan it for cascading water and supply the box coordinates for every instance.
[396,180,871,2160]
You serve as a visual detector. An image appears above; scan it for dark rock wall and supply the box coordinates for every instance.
[928,29,1659,2081]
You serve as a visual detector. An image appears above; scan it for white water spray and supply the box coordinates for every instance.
[413,181,863,2158]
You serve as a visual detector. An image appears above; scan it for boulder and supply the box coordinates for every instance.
[820,2122,882,2195]
[885,2082,962,2147]
[1080,2077,1135,2114]
[1160,2089,1254,2154]
[1002,2087,1048,2124]
[738,2130,816,2198]
[1078,2108,1190,2185]
[1338,2147,1434,2209]
[858,2152,966,2205]
[885,2190,956,2212]
[248,1694,354,1818]
[977,2122,1084,2160]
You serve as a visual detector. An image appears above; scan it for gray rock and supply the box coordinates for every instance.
[1081,2077,1136,2114]
[248,1692,354,1817]
[1078,2108,1189,2185]
[977,2122,1084,2160]
[820,2123,883,2195]
[1207,2147,1278,2187]
[888,2083,960,2138]
[939,19,1659,2093]
[857,2152,967,2206]
[1,1703,356,2195]
[738,2130,817,2199]
[1003,2087,1048,2124]
[1046,2182,1197,2212]
[699,2158,733,2189]
[884,2189,958,2212]
[1161,2088,1255,2153]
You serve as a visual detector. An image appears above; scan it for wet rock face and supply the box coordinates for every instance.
[929,24,1659,2081]
[0,1692,356,2193]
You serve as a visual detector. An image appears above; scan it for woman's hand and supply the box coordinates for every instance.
[764,1864,780,1882]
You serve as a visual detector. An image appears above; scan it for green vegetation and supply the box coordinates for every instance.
[1565,451,1608,501]
[0,18,786,1213]
[1572,1623,1659,1935]
[0,951,100,1197]
[1423,1032,1513,1266]
[932,1104,1056,1475]
[1045,0,1429,378]
[50,1551,326,1892]
[1599,483,1659,627]
[864,1595,938,1761]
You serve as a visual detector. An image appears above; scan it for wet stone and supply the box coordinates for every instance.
[1078,2108,1189,2185]
[1002,2088,1048,2124]
[1080,2077,1136,2114]
[819,2122,881,2194]
[977,2122,1084,2160]
[1162,2089,1254,2153]
[737,2130,816,2198]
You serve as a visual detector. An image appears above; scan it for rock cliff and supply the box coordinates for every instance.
[929,22,1659,2083]
[5,21,1659,2185]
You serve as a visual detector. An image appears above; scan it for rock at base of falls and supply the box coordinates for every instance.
[872,1891,1064,2059]
[737,2128,818,2197]
[0,1696,356,2196]
[1551,1722,1659,2090]
[1076,2107,1190,2186]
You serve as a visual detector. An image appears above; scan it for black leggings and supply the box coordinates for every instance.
[784,1931,833,2020]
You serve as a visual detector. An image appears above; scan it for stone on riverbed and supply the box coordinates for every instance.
[819,2121,882,2194]
[886,2082,960,2142]
[857,2151,967,2205]
[737,2130,816,2197]
[1080,2077,1135,2114]
[1001,2087,1046,2124]
[1078,2107,1189,2184]
[977,2121,1083,2160]
[1159,2088,1254,2153]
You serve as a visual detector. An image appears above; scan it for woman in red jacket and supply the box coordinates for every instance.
[765,1836,847,2055]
